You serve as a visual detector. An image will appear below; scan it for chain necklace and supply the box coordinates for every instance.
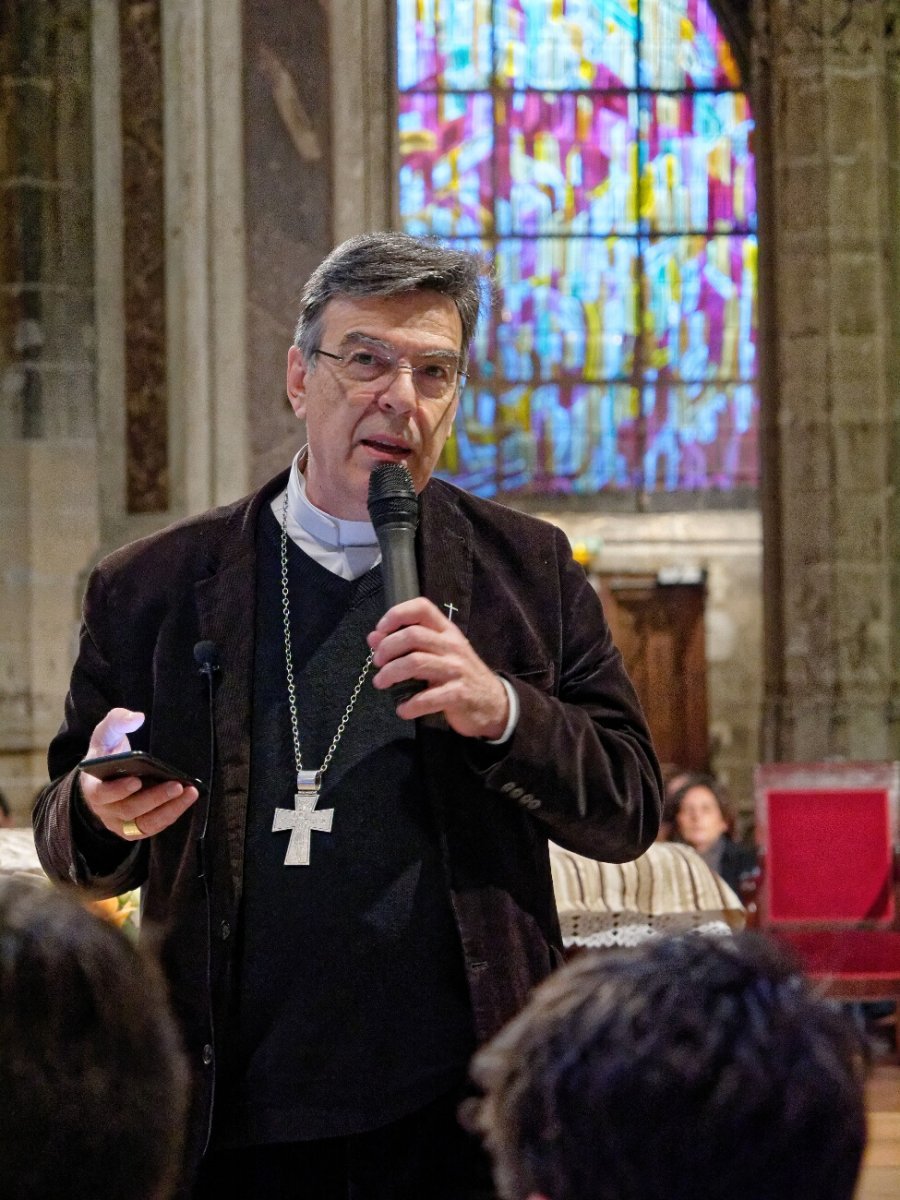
[272,492,375,866]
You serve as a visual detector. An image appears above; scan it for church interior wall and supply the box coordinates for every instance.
[1,0,898,825]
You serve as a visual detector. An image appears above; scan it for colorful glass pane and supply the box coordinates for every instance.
[399,94,494,236]
[397,0,493,91]
[637,383,758,489]
[496,0,638,89]
[639,0,741,89]
[497,92,639,235]
[490,238,639,382]
[640,92,755,233]
[398,0,758,497]
[642,235,757,382]
[440,382,643,496]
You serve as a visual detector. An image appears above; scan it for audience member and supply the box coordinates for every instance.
[667,771,756,892]
[656,762,690,840]
[0,876,189,1200]
[466,933,867,1200]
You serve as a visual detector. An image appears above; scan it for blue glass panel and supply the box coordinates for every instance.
[493,237,640,381]
[639,383,758,490]
[497,92,639,235]
[496,0,638,89]
[397,0,492,90]
[640,0,740,89]
[643,235,757,382]
[438,382,642,495]
[398,94,494,236]
[642,92,755,233]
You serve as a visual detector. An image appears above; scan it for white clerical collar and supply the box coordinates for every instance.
[286,449,378,550]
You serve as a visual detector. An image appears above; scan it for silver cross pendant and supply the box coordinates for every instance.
[272,769,333,866]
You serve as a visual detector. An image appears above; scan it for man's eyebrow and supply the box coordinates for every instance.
[340,331,462,363]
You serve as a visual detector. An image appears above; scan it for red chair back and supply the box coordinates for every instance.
[753,761,900,1006]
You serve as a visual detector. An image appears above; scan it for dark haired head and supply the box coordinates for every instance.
[294,231,489,368]
[467,934,867,1200]
[0,877,189,1200]
[666,771,736,838]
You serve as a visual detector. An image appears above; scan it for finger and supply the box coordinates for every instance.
[81,772,145,811]
[370,623,455,667]
[87,708,145,756]
[115,780,197,822]
[371,648,463,692]
[119,786,199,838]
[372,597,448,637]
[112,785,200,841]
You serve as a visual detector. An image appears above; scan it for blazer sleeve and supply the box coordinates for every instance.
[32,565,149,897]
[474,525,663,861]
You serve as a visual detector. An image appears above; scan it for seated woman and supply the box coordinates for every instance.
[668,772,757,894]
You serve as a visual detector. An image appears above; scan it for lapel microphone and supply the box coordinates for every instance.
[193,640,221,680]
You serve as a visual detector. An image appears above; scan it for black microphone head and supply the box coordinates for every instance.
[193,640,220,676]
[367,463,419,532]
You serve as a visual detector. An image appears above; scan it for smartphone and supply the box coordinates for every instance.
[78,750,204,790]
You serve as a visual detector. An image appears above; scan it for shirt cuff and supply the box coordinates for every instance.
[485,676,519,745]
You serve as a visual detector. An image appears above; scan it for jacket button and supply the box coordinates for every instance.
[220,921,231,941]
[202,1044,214,1066]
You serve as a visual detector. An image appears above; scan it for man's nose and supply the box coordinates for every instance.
[376,364,418,413]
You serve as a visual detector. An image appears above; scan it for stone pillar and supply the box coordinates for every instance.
[0,0,98,817]
[755,0,900,761]
[93,0,249,554]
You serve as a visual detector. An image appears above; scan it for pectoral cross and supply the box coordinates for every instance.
[272,770,333,866]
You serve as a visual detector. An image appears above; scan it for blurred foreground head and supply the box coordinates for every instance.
[0,877,188,1200]
[468,934,867,1200]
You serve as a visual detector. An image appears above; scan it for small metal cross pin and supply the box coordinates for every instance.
[443,601,458,622]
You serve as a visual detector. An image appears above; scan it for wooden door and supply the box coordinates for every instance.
[595,575,709,772]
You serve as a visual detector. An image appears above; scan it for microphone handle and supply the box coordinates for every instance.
[376,523,426,704]
[377,524,420,608]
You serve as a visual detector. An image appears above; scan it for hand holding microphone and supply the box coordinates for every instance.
[367,463,426,705]
[366,463,509,737]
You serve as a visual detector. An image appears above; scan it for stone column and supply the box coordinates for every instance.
[0,0,98,816]
[755,0,900,761]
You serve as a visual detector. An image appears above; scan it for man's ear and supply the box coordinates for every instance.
[286,345,308,419]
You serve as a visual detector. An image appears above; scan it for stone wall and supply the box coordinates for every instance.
[754,0,900,762]
[0,0,97,819]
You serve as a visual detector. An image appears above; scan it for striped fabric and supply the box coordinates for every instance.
[550,841,746,949]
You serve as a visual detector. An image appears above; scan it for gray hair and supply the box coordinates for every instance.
[294,232,488,367]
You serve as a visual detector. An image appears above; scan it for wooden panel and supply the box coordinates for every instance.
[597,577,708,772]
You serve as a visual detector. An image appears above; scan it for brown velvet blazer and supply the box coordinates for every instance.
[33,470,661,1175]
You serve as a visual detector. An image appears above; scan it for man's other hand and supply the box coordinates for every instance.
[79,708,200,841]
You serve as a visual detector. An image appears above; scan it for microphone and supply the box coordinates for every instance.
[192,640,220,877]
[193,640,220,680]
[367,463,425,704]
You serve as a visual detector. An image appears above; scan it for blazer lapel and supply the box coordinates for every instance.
[418,481,473,636]
[193,473,286,898]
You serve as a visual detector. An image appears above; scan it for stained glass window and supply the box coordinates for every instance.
[397,0,757,499]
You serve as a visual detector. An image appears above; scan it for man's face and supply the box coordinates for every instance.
[286,290,463,519]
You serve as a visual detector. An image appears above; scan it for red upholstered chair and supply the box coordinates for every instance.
[753,761,900,1049]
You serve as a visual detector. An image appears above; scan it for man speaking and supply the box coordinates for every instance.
[34,233,662,1199]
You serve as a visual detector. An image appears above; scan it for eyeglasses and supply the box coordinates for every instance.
[313,344,466,402]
